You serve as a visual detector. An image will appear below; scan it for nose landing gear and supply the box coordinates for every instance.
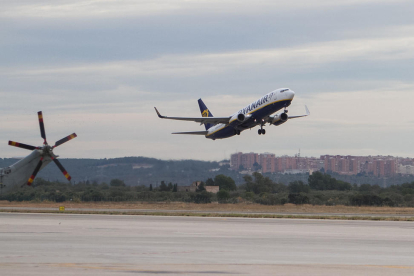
[284,103,289,114]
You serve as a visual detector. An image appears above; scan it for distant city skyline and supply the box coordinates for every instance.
[230,152,414,177]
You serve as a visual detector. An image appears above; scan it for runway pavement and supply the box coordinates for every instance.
[1,213,414,275]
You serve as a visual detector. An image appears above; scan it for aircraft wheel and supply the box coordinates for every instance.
[258,129,262,135]
[237,130,241,135]
[262,129,266,135]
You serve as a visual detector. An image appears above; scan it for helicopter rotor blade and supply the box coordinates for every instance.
[8,141,38,151]
[54,133,77,148]
[52,158,72,181]
[27,158,44,186]
[38,111,47,144]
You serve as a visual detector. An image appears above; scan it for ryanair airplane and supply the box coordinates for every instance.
[154,88,309,140]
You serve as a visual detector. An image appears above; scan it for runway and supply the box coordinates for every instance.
[1,213,414,275]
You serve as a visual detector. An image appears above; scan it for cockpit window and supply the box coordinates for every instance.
[280,89,289,93]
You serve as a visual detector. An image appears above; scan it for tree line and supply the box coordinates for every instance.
[2,171,414,207]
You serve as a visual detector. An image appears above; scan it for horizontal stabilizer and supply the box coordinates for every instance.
[172,131,208,135]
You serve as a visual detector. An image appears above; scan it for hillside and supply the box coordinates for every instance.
[0,157,236,186]
[2,157,414,187]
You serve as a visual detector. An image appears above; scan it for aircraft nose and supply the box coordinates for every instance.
[288,90,295,99]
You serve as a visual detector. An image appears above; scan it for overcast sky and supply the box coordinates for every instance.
[1,0,414,161]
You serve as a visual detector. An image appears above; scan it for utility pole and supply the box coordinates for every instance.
[0,182,5,196]
[0,174,4,195]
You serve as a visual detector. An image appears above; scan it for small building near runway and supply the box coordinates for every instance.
[177,181,219,194]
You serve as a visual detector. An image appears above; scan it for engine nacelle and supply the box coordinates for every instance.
[270,113,288,126]
[230,113,251,124]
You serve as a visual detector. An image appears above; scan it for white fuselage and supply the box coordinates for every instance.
[206,88,295,139]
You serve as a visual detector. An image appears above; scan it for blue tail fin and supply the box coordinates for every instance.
[198,99,214,130]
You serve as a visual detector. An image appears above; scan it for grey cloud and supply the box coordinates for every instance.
[2,1,413,66]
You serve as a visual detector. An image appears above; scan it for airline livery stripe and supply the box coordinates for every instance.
[227,98,288,124]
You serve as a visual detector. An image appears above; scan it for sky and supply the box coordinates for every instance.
[1,0,414,161]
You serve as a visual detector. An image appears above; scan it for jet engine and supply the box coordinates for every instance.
[230,113,251,124]
[269,112,288,126]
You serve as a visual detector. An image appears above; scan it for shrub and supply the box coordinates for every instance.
[288,193,310,204]
[217,190,230,203]
[193,191,212,204]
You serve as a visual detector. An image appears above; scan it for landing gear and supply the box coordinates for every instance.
[258,120,266,135]
[234,129,241,135]
[284,104,289,114]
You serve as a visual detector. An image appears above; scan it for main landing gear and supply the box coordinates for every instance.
[258,120,266,135]
[234,129,241,135]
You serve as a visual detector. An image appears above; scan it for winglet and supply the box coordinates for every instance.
[154,107,165,118]
[305,105,310,115]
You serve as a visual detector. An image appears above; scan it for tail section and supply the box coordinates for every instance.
[198,99,214,130]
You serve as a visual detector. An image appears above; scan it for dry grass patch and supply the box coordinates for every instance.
[1,201,414,215]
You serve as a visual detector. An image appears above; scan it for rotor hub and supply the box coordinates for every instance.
[42,145,53,156]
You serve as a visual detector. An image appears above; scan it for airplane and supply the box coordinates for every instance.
[0,111,77,194]
[154,88,309,140]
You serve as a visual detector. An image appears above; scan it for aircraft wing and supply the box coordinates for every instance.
[154,107,231,124]
[289,105,310,119]
[172,131,209,135]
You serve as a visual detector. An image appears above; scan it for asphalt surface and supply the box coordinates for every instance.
[1,213,414,275]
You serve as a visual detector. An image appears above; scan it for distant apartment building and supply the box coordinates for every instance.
[230,152,316,174]
[242,152,259,170]
[399,158,414,166]
[259,153,275,173]
[275,155,297,172]
[321,155,399,177]
[230,152,243,170]
[320,155,361,175]
[398,164,414,175]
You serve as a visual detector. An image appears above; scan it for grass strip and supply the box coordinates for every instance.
[1,208,414,221]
